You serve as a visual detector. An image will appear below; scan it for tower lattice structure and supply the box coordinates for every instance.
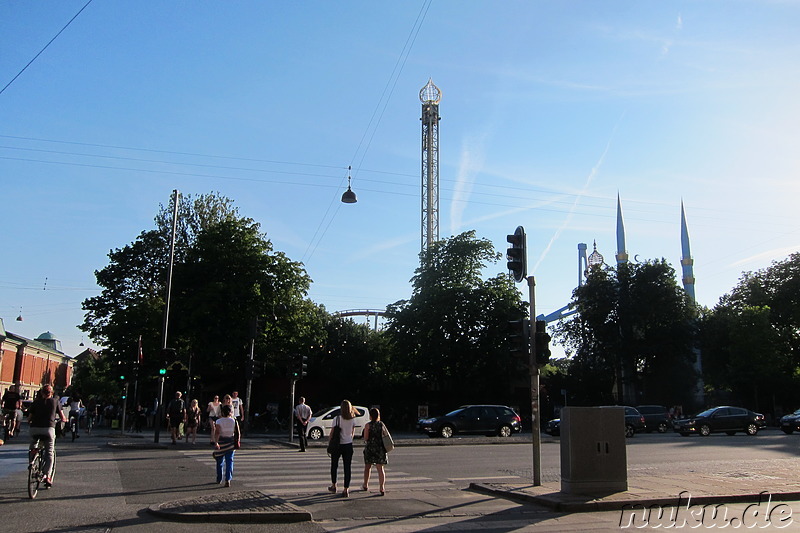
[420,79,441,252]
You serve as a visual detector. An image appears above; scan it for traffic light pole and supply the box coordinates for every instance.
[289,378,296,443]
[528,275,542,487]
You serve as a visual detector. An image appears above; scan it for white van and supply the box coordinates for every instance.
[307,405,370,440]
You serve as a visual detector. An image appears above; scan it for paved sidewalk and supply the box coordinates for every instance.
[472,464,800,513]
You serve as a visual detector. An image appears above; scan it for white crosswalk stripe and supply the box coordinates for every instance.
[180,447,453,495]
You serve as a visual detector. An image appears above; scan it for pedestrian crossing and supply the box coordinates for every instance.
[180,446,455,495]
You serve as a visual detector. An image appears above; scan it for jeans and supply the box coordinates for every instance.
[330,442,353,488]
[29,426,56,479]
[215,439,235,482]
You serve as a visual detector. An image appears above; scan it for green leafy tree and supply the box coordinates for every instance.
[555,259,698,406]
[699,252,800,411]
[384,231,527,408]
[80,192,315,403]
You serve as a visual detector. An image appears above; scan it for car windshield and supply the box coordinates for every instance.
[445,408,465,417]
[312,407,334,418]
[695,408,716,418]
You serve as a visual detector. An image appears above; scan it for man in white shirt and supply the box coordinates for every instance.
[230,391,244,422]
[294,397,312,452]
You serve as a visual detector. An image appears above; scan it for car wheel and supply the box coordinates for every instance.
[726,431,736,436]
[699,424,711,436]
[657,422,669,433]
[782,428,793,435]
[498,425,512,438]
[440,425,454,438]
[746,424,759,436]
[625,425,635,438]
[308,427,323,440]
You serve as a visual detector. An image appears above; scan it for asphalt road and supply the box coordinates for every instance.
[1,427,798,532]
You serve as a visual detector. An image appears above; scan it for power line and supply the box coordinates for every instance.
[0,0,95,96]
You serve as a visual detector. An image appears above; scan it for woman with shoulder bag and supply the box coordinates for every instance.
[362,407,390,495]
[212,404,239,487]
[327,399,357,497]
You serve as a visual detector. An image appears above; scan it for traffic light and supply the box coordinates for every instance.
[534,320,552,366]
[298,355,308,378]
[253,360,265,378]
[506,226,527,282]
[508,318,530,357]
[245,359,254,380]
[160,348,176,377]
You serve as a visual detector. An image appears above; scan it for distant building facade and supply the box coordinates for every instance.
[0,318,73,400]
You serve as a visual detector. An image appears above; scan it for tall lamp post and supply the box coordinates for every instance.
[155,189,179,443]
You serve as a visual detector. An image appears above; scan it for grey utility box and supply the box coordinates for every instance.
[560,406,628,494]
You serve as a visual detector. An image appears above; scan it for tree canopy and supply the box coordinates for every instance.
[555,259,699,407]
[384,231,528,409]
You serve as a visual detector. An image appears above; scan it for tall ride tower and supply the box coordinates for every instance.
[680,201,696,303]
[420,79,441,252]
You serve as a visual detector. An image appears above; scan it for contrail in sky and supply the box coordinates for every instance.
[531,111,627,273]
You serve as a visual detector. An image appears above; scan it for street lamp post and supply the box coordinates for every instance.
[155,189,179,444]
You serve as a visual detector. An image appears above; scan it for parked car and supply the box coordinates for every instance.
[544,406,644,438]
[417,405,522,438]
[673,406,765,436]
[779,409,800,434]
[636,405,672,433]
[544,418,561,436]
[618,406,646,438]
[306,405,370,441]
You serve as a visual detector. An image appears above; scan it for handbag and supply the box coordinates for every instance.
[327,417,341,455]
[234,420,241,449]
[381,423,395,453]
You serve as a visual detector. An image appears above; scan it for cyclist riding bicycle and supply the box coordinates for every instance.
[28,385,67,488]
[68,395,84,438]
[2,384,22,438]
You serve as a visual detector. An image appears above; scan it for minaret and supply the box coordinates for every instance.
[420,79,441,252]
[680,200,696,303]
[615,194,629,265]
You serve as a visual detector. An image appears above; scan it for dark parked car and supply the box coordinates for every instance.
[779,409,800,434]
[673,406,765,436]
[636,405,672,433]
[417,405,522,438]
[544,418,560,436]
[620,406,646,438]
[544,406,644,438]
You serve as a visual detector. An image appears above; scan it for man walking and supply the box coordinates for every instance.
[166,391,186,445]
[294,396,311,452]
[230,391,244,423]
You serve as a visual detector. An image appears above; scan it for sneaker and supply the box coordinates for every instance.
[223,481,230,488]
[43,477,52,488]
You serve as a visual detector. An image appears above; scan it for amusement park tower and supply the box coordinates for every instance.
[420,79,441,252]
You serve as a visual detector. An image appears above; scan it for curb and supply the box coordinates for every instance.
[147,490,312,523]
[470,483,800,513]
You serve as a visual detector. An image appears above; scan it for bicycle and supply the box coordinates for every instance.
[69,413,79,442]
[86,412,94,436]
[28,438,56,499]
[2,410,15,441]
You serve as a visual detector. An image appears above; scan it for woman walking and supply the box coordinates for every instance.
[206,395,221,445]
[212,404,239,487]
[186,399,201,444]
[362,408,389,495]
[327,399,357,497]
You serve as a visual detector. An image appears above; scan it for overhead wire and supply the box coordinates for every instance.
[0,0,95,96]
[300,0,433,264]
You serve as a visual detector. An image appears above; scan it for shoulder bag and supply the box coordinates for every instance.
[327,417,341,455]
[381,422,395,453]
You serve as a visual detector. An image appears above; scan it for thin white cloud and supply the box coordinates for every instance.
[731,246,800,268]
[677,13,683,31]
[531,111,627,273]
[450,137,485,234]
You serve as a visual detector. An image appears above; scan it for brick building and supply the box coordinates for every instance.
[0,318,74,400]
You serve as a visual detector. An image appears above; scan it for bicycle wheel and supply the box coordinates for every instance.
[71,419,77,442]
[28,453,41,499]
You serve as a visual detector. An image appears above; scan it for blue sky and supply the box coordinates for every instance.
[2,2,799,359]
